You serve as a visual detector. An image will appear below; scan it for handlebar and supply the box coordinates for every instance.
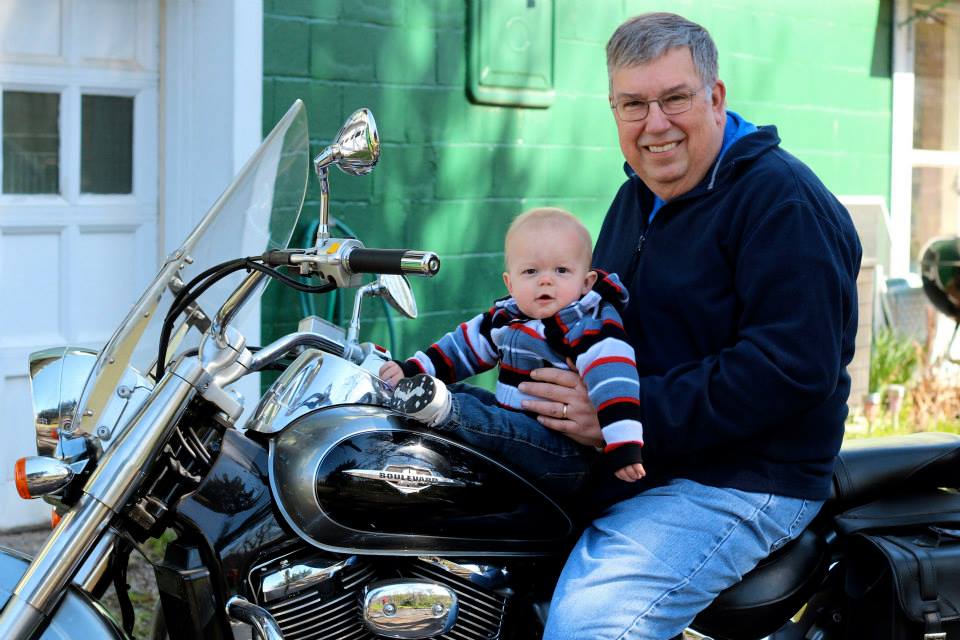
[347,249,440,276]
[263,242,439,289]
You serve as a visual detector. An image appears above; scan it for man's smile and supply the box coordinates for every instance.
[644,140,682,153]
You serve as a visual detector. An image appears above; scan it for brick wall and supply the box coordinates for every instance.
[261,0,893,371]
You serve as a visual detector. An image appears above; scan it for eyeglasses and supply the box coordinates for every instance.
[611,90,701,122]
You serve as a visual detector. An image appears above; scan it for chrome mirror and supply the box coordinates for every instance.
[314,108,380,242]
[378,274,418,320]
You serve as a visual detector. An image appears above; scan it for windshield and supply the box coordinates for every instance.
[72,100,309,437]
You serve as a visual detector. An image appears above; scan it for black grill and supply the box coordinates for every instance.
[258,555,508,640]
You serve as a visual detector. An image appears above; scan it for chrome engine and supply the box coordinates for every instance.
[250,548,511,640]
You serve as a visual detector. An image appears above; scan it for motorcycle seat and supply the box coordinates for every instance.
[693,526,830,639]
[828,431,960,512]
[692,432,960,639]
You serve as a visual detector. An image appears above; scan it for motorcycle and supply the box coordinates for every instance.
[2,100,959,640]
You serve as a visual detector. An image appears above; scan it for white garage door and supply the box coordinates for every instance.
[0,0,159,528]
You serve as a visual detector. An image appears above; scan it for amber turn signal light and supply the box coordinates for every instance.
[51,510,61,529]
[14,458,31,500]
[13,456,75,499]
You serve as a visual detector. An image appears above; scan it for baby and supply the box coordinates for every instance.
[380,207,645,491]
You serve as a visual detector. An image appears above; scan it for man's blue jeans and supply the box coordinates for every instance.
[543,478,822,639]
[437,384,595,497]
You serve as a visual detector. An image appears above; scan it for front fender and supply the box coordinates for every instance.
[0,546,126,639]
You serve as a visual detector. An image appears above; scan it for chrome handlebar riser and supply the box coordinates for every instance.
[249,331,347,370]
[214,270,270,343]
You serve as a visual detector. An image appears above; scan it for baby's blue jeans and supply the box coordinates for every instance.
[439,384,595,497]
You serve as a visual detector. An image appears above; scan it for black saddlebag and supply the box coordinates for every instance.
[843,490,960,640]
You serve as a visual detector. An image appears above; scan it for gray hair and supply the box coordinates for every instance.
[606,13,718,88]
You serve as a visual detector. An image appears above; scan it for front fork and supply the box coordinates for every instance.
[0,358,201,639]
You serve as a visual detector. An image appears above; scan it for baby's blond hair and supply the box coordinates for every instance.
[505,207,593,269]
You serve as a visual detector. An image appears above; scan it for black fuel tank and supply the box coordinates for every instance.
[270,404,575,555]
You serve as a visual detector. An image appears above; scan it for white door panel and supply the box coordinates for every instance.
[0,228,64,345]
[0,0,158,529]
[0,0,63,60]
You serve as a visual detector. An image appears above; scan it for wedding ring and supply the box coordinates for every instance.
[561,403,568,419]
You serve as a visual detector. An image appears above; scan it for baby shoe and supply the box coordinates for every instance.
[390,374,452,426]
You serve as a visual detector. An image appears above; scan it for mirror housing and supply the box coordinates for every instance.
[378,275,418,320]
[314,108,380,177]
[314,108,380,243]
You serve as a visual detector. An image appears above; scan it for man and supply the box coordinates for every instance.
[518,13,862,639]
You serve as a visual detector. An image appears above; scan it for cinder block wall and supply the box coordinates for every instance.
[261,0,893,366]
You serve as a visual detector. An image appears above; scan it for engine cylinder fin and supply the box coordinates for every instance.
[278,599,357,632]
[284,609,371,640]
[272,587,358,616]
[408,568,507,615]
[260,555,509,640]
[339,564,377,589]
[262,559,374,640]
[403,562,508,640]
[286,613,371,640]
[409,562,509,607]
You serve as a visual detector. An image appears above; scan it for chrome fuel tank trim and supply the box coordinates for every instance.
[246,349,390,434]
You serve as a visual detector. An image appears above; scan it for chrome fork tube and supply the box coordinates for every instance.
[84,359,200,510]
[0,495,112,639]
[0,358,201,640]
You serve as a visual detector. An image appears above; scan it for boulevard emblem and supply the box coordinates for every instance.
[343,464,468,494]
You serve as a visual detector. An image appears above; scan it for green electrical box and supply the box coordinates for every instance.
[468,0,556,108]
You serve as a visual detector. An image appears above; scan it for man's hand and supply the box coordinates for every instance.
[519,359,603,447]
[379,361,405,387]
[614,463,647,483]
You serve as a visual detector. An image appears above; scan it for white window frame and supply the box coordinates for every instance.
[891,0,960,276]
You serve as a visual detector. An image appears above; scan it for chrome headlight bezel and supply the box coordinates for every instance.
[28,347,98,458]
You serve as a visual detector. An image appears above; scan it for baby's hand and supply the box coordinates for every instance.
[379,361,405,387]
[614,463,647,483]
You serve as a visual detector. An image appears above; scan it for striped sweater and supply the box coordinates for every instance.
[400,271,643,466]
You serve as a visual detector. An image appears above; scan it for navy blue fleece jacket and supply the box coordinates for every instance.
[593,124,862,500]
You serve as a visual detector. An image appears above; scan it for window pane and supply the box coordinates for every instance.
[81,94,133,194]
[911,166,960,267]
[913,8,960,151]
[2,91,60,194]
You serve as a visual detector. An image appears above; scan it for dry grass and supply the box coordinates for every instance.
[907,361,960,432]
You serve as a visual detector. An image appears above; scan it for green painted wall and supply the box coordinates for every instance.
[261,0,892,362]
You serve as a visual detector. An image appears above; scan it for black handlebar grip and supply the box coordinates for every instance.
[347,249,441,276]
